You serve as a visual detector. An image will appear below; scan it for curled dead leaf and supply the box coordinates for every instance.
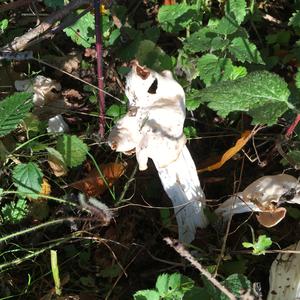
[69,162,127,197]
[198,130,252,173]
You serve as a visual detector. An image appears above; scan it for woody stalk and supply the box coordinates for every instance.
[107,61,207,243]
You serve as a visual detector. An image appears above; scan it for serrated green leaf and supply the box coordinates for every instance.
[158,4,197,33]
[0,92,33,137]
[184,28,217,53]
[214,14,240,35]
[64,12,95,47]
[56,135,88,168]
[186,89,205,111]
[184,126,197,138]
[193,71,290,125]
[197,54,234,86]
[228,37,264,64]
[1,198,28,224]
[223,274,251,298]
[289,10,300,29]
[133,289,160,300]
[243,235,272,255]
[12,163,43,198]
[225,0,247,25]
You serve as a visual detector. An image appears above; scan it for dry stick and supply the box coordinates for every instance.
[164,237,237,300]
[1,0,91,52]
[94,0,106,138]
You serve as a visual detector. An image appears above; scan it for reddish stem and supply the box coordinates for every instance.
[94,0,105,137]
[286,114,300,138]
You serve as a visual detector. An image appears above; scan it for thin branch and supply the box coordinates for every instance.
[164,237,237,300]
[1,0,91,52]
[94,0,106,137]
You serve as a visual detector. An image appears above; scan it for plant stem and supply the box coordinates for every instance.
[94,0,106,138]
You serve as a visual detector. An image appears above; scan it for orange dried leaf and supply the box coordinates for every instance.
[69,162,127,197]
[29,178,51,202]
[198,130,252,173]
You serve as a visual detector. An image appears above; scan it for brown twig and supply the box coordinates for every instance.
[1,0,91,52]
[164,237,237,300]
[94,0,106,137]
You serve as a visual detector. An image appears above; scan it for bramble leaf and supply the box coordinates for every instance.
[193,71,290,125]
[12,163,43,199]
[56,134,88,168]
[228,37,264,64]
[133,290,160,300]
[0,92,33,137]
[225,0,247,25]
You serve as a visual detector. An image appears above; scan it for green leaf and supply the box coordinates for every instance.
[64,12,95,48]
[56,135,88,168]
[106,104,127,120]
[228,66,247,80]
[225,0,247,25]
[194,71,290,125]
[295,68,300,89]
[197,54,233,86]
[281,150,300,167]
[0,92,33,137]
[155,273,169,295]
[186,89,204,111]
[223,274,251,297]
[214,14,240,35]
[184,28,217,53]
[289,10,300,29]
[0,19,9,33]
[43,0,64,8]
[184,126,197,138]
[133,290,160,300]
[158,4,197,33]
[228,37,264,64]
[1,198,28,224]
[12,163,43,198]
[242,235,272,255]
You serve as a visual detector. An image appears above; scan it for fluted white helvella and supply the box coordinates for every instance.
[107,61,207,243]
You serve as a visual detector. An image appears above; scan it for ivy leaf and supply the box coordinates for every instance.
[64,12,95,48]
[1,198,28,224]
[225,0,247,25]
[56,135,88,168]
[133,290,160,300]
[289,10,300,29]
[197,54,233,86]
[12,163,43,199]
[194,71,290,125]
[0,92,33,137]
[229,37,264,64]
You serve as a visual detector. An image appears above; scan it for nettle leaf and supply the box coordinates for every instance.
[184,28,217,53]
[158,4,197,33]
[228,37,264,64]
[56,134,89,168]
[133,290,160,300]
[64,12,95,48]
[225,0,247,25]
[0,92,33,137]
[194,71,290,125]
[1,198,29,224]
[214,14,240,35]
[12,162,43,198]
[197,54,234,86]
[289,10,300,29]
[186,89,206,111]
